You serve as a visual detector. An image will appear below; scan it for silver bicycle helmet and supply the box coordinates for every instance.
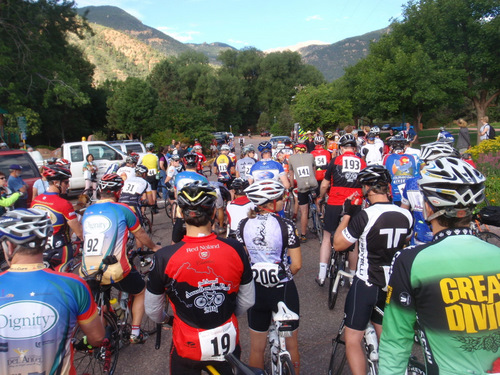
[420,142,460,162]
[314,135,325,145]
[338,134,357,148]
[244,179,285,206]
[0,209,53,249]
[371,126,380,135]
[135,165,148,175]
[146,142,155,151]
[220,144,231,151]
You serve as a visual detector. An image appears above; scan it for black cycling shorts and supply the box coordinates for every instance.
[248,280,300,333]
[172,218,186,244]
[297,191,310,206]
[146,175,159,191]
[323,204,361,234]
[113,268,145,295]
[170,343,241,375]
[344,276,386,331]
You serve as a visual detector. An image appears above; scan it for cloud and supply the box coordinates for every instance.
[157,27,200,42]
[306,15,323,21]
[227,38,249,46]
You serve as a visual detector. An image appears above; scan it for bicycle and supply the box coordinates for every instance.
[327,250,349,310]
[205,353,268,375]
[471,209,500,246]
[283,189,295,220]
[308,191,323,244]
[267,301,299,375]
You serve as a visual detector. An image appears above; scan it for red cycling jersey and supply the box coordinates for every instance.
[311,146,331,181]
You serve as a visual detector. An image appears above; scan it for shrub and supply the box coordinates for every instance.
[468,138,500,160]
[475,151,500,207]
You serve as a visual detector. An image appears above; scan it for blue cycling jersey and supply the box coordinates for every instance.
[174,171,208,191]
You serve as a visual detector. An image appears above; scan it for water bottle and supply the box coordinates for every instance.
[364,323,379,361]
[110,298,124,320]
[119,292,129,311]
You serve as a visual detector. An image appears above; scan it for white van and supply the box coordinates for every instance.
[61,141,126,194]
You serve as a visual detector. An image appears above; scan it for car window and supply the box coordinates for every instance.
[70,145,84,162]
[89,144,122,161]
[126,144,144,153]
[0,153,39,179]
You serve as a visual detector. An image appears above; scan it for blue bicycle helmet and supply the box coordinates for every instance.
[258,141,272,153]
[0,209,53,249]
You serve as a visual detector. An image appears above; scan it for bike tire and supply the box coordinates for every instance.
[73,312,120,375]
[328,252,341,310]
[280,354,296,375]
[164,199,172,219]
[143,216,152,235]
[149,207,154,227]
[476,231,500,247]
[314,210,323,244]
[406,356,426,375]
[328,340,347,375]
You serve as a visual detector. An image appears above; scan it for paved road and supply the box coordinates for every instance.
[112,136,346,374]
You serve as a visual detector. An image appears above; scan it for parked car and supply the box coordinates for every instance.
[107,140,146,155]
[270,136,291,149]
[260,130,271,137]
[0,149,42,206]
[381,124,392,130]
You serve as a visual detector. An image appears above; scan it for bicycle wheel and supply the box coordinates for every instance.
[328,340,347,375]
[142,215,152,235]
[314,209,323,244]
[406,356,426,375]
[477,231,500,247]
[149,206,154,227]
[164,199,172,219]
[280,354,296,375]
[73,312,120,375]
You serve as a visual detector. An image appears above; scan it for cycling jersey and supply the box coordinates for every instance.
[195,152,206,172]
[174,171,209,191]
[249,159,285,182]
[142,153,159,176]
[361,143,383,165]
[401,176,433,244]
[341,202,413,288]
[80,201,141,284]
[117,166,135,180]
[118,175,151,210]
[166,164,179,182]
[31,192,77,248]
[0,264,98,375]
[147,234,253,362]
[226,196,255,232]
[237,213,300,285]
[214,154,234,180]
[324,151,366,206]
[288,153,318,193]
[379,229,500,375]
[311,146,331,181]
[235,156,256,180]
[383,153,418,203]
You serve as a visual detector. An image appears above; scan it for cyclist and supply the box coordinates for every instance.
[172,153,209,243]
[145,182,255,375]
[310,135,331,183]
[213,144,235,188]
[315,134,366,286]
[193,144,206,174]
[333,165,413,375]
[141,142,160,213]
[360,132,384,165]
[382,133,419,206]
[370,126,385,150]
[239,134,245,148]
[0,208,104,375]
[401,141,460,245]
[235,146,256,180]
[248,141,290,190]
[81,174,161,344]
[164,154,181,209]
[378,158,498,374]
[117,154,139,180]
[118,164,154,223]
[226,178,254,238]
[436,126,455,144]
[237,179,302,374]
[288,142,317,243]
[31,164,83,272]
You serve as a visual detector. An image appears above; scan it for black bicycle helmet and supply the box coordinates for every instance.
[135,165,148,175]
[183,152,199,167]
[231,178,250,195]
[98,174,124,193]
[42,165,72,181]
[357,165,392,186]
[338,134,357,148]
[177,181,217,216]
[0,208,53,249]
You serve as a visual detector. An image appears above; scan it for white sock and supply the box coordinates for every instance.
[349,268,356,276]
[319,263,328,279]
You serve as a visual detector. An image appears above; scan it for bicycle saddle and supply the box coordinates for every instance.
[273,301,299,322]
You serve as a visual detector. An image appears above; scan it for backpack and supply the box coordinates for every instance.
[488,125,496,140]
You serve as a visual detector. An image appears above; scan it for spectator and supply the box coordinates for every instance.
[7,164,27,208]
[32,166,49,197]
[479,116,491,142]
[0,171,21,215]
[403,123,418,146]
[82,153,98,200]
[456,118,471,154]
[304,131,315,153]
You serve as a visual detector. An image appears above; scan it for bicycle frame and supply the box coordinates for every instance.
[269,301,298,375]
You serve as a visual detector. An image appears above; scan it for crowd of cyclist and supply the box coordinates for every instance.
[0,125,498,375]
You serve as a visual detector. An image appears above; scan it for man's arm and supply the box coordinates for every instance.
[279,174,290,190]
[235,281,255,316]
[79,316,105,347]
[145,290,169,323]
[133,227,161,251]
[288,246,302,275]
[333,215,354,252]
[68,218,83,240]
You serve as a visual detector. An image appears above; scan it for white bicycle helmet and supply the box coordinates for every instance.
[146,142,155,151]
[420,142,460,162]
[221,144,231,151]
[244,179,285,206]
[338,134,357,147]
[371,126,380,135]
[418,157,485,213]
[0,209,53,249]
[314,135,325,145]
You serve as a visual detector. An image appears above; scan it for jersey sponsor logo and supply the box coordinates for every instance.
[0,301,59,339]
[440,274,500,333]
[8,348,43,368]
[83,215,112,234]
[185,244,220,253]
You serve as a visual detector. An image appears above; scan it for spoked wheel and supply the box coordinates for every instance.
[328,339,347,375]
[142,215,152,235]
[164,199,172,219]
[73,312,120,375]
[328,251,344,310]
[284,193,294,220]
[280,354,296,375]
[314,209,323,244]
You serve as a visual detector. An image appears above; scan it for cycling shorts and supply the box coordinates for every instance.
[172,218,186,244]
[146,175,159,191]
[170,344,241,375]
[297,191,310,206]
[248,280,300,333]
[344,276,386,331]
[323,204,361,234]
[112,268,145,295]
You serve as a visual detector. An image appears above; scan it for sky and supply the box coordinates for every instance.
[75,0,407,51]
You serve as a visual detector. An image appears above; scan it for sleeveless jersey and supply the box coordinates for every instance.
[341,202,412,288]
[147,233,253,361]
[401,176,433,244]
[174,171,209,191]
[237,213,300,285]
[235,157,256,180]
[31,192,77,248]
[249,159,285,182]
[142,153,159,176]
[379,229,500,374]
[324,151,366,205]
[311,147,331,181]
[361,143,383,165]
[80,201,140,284]
[288,153,318,193]
[118,176,151,208]
[383,153,418,203]
[0,264,98,375]
[214,154,234,180]
[226,196,255,232]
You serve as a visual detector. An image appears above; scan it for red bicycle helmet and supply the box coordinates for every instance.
[42,165,72,181]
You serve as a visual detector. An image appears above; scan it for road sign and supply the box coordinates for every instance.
[17,117,27,133]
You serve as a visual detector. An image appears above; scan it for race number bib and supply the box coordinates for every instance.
[315,155,328,167]
[199,321,237,361]
[244,164,252,175]
[296,166,310,178]
[252,262,280,287]
[342,157,361,173]
[83,234,105,256]
[122,182,139,195]
[147,168,158,176]
[218,163,228,173]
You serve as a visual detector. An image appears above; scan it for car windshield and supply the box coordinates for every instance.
[0,153,40,179]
